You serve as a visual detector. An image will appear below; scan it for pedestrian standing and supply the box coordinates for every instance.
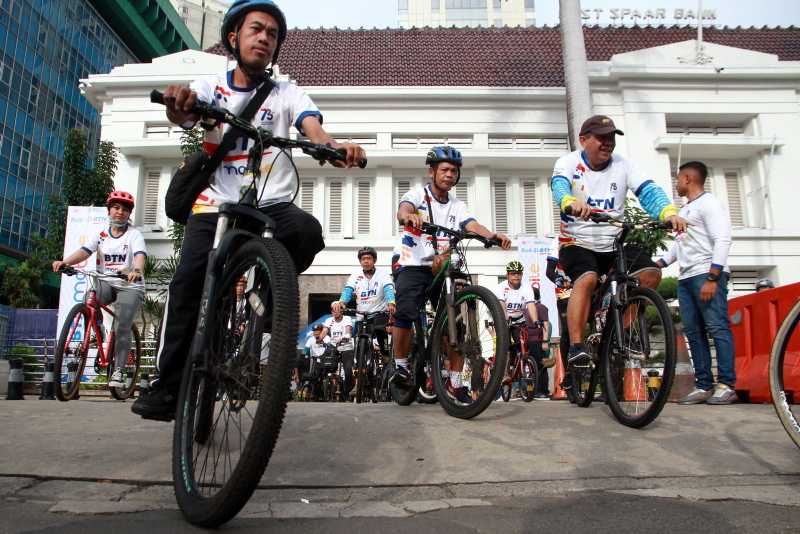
[656,161,737,405]
[524,287,552,400]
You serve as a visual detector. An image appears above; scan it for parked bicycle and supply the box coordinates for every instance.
[53,267,142,401]
[150,89,366,526]
[500,317,538,402]
[769,296,800,449]
[563,209,677,428]
[390,222,509,419]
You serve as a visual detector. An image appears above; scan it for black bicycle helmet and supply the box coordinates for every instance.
[221,0,287,67]
[755,278,775,291]
[357,246,377,261]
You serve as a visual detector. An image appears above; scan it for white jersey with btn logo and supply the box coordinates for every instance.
[345,267,394,314]
[552,151,650,253]
[81,226,147,287]
[323,316,354,352]
[187,71,322,212]
[397,184,475,268]
[492,281,535,319]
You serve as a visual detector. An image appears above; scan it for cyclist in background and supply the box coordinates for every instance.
[323,301,355,401]
[493,260,538,358]
[391,146,511,403]
[132,0,365,421]
[550,115,686,369]
[52,191,146,388]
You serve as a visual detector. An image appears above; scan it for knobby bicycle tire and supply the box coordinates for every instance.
[769,299,800,449]
[430,285,509,419]
[354,337,370,404]
[391,320,425,406]
[521,357,538,402]
[602,286,676,428]
[172,238,297,527]
[109,324,142,401]
[53,303,92,401]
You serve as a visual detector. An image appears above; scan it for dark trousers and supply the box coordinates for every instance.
[527,340,549,395]
[155,203,324,394]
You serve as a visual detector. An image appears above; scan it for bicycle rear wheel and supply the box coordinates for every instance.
[109,325,141,401]
[602,286,676,428]
[430,285,509,419]
[172,239,297,527]
[53,304,92,401]
[391,319,425,406]
[769,299,800,449]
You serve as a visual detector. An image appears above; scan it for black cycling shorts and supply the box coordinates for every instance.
[559,244,656,283]
[394,267,440,328]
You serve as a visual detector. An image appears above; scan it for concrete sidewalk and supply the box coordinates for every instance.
[1,399,799,520]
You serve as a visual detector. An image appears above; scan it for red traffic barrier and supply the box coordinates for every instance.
[729,282,800,403]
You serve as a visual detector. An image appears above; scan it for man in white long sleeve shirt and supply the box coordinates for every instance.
[656,161,737,405]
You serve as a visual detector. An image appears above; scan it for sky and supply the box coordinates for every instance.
[233,1,800,30]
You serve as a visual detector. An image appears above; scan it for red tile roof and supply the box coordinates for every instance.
[205,26,800,87]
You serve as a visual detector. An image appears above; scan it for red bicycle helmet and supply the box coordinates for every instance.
[106,190,135,210]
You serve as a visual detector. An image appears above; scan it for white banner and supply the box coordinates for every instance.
[517,235,560,339]
[56,206,108,381]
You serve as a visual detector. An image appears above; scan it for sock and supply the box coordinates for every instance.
[395,358,409,371]
[450,371,462,388]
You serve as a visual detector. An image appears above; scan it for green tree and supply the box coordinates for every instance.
[0,261,41,308]
[90,140,118,205]
[61,129,117,207]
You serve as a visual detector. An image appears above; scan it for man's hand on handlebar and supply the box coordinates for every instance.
[328,141,366,169]
[400,213,425,229]
[665,214,688,234]
[493,233,512,250]
[52,260,66,273]
[163,84,200,126]
[565,200,592,220]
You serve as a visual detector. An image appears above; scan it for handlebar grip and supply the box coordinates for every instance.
[484,237,502,249]
[150,90,165,105]
[334,148,368,169]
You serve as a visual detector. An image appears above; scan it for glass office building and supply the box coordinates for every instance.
[0,0,196,259]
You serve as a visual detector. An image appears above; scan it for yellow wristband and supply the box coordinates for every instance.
[560,195,577,212]
[659,205,679,221]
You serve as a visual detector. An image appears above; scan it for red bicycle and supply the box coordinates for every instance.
[53,266,142,401]
[500,318,538,402]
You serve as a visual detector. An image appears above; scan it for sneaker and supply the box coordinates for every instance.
[108,368,125,388]
[389,365,412,388]
[446,382,472,404]
[678,387,714,405]
[567,346,592,367]
[706,384,738,405]
[131,387,177,422]
[534,393,551,401]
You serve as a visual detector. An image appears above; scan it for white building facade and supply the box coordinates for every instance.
[399,0,536,28]
[80,37,800,324]
[170,0,227,49]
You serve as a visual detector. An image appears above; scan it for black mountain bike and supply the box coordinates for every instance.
[345,309,387,403]
[769,297,800,449]
[391,222,509,419]
[564,210,677,429]
[150,90,366,527]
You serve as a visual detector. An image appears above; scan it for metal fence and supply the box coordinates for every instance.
[1,337,158,395]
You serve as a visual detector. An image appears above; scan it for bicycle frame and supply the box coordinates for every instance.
[78,286,117,370]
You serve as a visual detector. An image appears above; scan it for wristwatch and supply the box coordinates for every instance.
[706,272,720,282]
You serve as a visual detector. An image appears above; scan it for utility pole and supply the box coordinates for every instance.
[199,0,207,49]
[559,0,593,150]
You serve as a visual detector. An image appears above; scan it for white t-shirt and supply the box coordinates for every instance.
[659,192,732,280]
[552,151,650,253]
[397,184,475,267]
[323,316,354,352]
[493,281,535,319]
[188,72,322,212]
[345,267,394,314]
[81,226,147,287]
[305,335,330,359]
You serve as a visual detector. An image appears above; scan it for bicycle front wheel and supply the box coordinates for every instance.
[53,304,92,401]
[769,299,800,449]
[430,285,509,419]
[172,238,297,527]
[520,357,537,402]
[354,338,370,404]
[109,325,141,401]
[602,286,676,428]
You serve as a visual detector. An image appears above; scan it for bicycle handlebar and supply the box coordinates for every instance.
[420,222,502,248]
[150,90,367,169]
[563,205,673,230]
[59,265,135,282]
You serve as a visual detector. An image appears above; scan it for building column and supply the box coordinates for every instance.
[374,165,393,239]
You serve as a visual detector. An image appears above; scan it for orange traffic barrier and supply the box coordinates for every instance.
[729,282,800,403]
[668,326,696,402]
[623,359,647,401]
[551,342,568,400]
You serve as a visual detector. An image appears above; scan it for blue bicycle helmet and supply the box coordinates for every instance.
[425,145,463,168]
[221,0,288,65]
